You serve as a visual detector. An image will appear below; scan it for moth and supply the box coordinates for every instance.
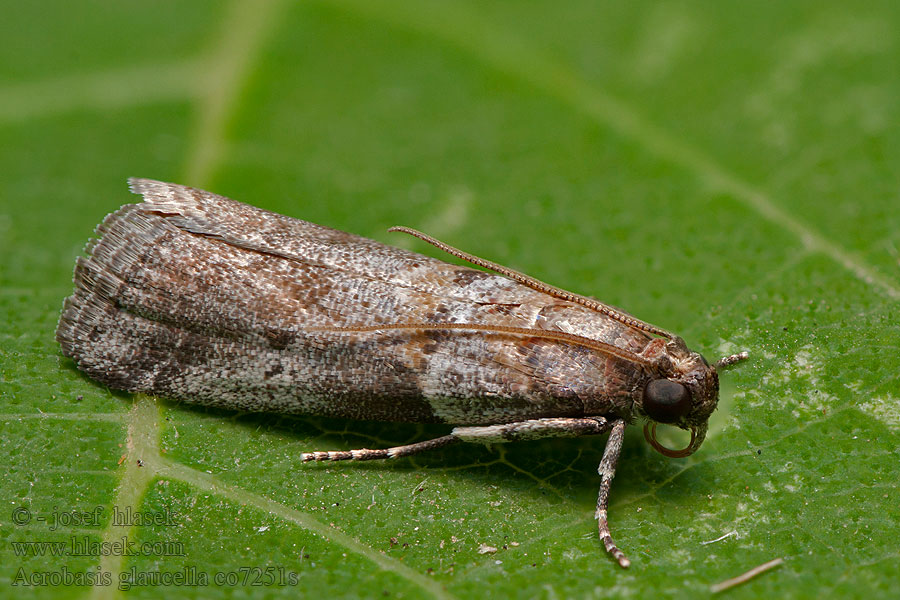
[57,179,747,567]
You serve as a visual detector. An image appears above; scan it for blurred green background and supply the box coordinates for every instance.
[2,1,898,598]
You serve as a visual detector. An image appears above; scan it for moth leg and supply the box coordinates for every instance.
[456,416,630,567]
[596,419,630,568]
[301,434,460,462]
[450,416,613,444]
[301,416,612,462]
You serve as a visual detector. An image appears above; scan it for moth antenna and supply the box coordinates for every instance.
[307,322,652,367]
[715,351,749,369]
[389,226,673,339]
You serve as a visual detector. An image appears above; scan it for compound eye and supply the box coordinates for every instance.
[643,379,691,424]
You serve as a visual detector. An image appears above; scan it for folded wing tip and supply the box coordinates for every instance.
[127,177,163,196]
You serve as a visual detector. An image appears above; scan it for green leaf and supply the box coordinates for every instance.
[2,1,898,598]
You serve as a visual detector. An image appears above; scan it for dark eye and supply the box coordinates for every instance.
[643,379,692,424]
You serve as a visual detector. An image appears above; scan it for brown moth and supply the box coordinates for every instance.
[56,179,747,567]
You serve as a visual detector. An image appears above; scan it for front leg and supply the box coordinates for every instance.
[596,419,630,567]
[454,416,631,568]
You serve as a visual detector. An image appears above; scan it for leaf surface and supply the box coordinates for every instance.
[2,1,898,598]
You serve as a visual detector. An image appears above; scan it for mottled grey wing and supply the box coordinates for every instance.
[56,179,605,421]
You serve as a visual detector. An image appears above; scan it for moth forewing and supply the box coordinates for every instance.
[56,179,747,569]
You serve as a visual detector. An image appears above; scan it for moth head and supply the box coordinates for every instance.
[640,338,745,458]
